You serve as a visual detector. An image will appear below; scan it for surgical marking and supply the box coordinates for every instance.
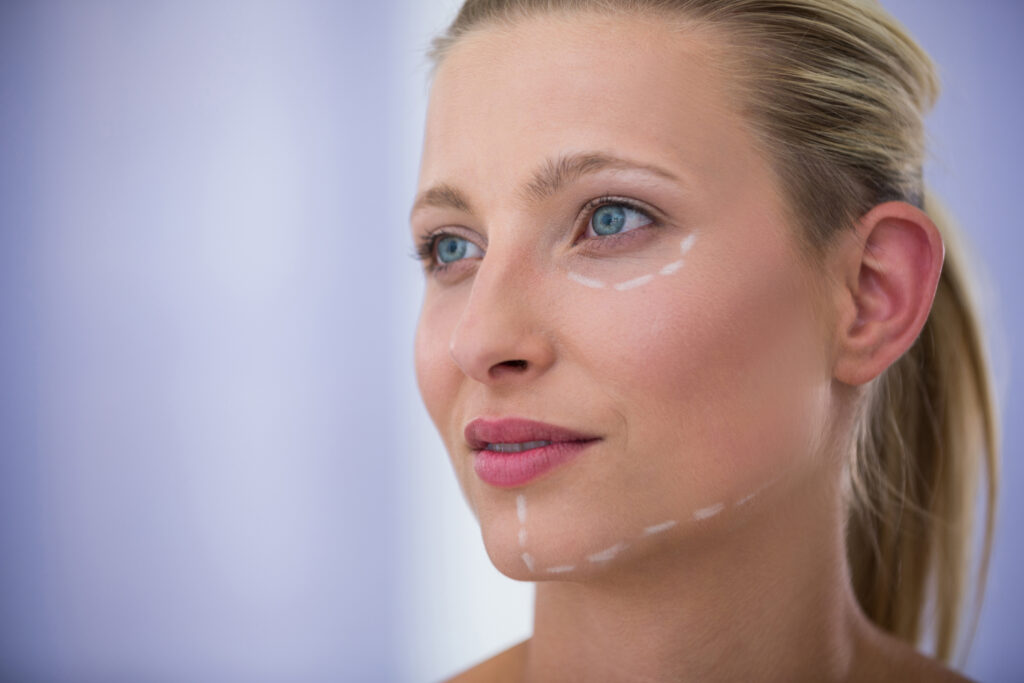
[521,552,535,571]
[587,541,630,563]
[643,519,679,536]
[613,274,654,291]
[659,260,685,276]
[693,502,725,520]
[567,271,607,289]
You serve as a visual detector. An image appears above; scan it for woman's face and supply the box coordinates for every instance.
[411,12,836,579]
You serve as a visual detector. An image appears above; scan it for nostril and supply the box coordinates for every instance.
[492,359,528,375]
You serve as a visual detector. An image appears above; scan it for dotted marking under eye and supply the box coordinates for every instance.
[659,260,684,276]
[613,274,654,291]
[567,271,607,289]
[564,233,698,292]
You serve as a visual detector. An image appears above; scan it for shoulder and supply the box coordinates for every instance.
[442,639,530,683]
[854,626,977,683]
[883,652,977,683]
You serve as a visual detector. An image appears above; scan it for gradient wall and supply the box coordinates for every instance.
[0,1,1019,681]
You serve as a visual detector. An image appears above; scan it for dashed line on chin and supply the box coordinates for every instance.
[693,502,725,520]
[521,552,535,571]
[643,519,679,535]
[587,541,630,563]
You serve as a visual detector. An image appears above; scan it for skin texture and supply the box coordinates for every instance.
[410,11,966,683]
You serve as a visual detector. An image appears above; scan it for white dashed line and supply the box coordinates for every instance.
[587,541,629,563]
[693,502,725,520]
[521,552,535,571]
[613,274,654,291]
[567,271,607,288]
[643,519,679,535]
[659,260,685,275]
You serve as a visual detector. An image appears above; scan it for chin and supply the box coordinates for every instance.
[477,506,667,582]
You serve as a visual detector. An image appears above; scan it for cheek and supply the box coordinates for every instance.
[566,242,828,498]
[413,296,461,435]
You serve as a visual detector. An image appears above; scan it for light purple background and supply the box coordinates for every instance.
[0,1,1019,681]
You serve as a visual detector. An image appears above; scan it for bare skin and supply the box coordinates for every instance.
[412,11,971,683]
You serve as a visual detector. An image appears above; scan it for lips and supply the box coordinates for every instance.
[464,418,603,487]
[464,417,601,451]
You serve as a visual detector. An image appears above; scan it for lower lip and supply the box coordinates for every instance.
[472,440,599,488]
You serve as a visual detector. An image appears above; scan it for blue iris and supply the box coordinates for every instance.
[437,236,469,263]
[592,205,627,235]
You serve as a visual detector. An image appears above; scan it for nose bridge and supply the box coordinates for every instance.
[448,239,555,383]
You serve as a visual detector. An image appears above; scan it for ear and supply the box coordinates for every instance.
[831,200,945,387]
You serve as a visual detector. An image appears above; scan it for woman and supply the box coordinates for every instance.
[408,1,1000,680]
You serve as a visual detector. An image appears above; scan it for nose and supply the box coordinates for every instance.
[448,250,556,386]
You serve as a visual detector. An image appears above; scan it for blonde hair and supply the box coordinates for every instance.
[427,0,1001,665]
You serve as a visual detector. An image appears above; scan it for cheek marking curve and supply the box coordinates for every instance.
[680,233,697,254]
[643,519,679,536]
[693,502,725,520]
[613,274,655,291]
[567,271,607,289]
[587,540,630,563]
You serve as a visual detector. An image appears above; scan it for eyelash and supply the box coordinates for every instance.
[410,196,658,276]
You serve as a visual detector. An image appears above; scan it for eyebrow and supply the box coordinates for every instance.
[409,151,681,220]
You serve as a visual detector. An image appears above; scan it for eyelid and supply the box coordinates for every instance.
[414,226,485,275]
[415,194,663,275]
[575,195,660,242]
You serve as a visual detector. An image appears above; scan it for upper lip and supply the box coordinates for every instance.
[464,417,602,451]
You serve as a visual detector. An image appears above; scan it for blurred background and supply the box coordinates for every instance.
[0,1,1019,681]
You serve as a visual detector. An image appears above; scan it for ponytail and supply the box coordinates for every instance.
[845,189,1000,664]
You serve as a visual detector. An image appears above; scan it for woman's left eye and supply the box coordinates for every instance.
[585,202,653,239]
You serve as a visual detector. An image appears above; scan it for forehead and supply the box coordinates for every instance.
[419,11,752,198]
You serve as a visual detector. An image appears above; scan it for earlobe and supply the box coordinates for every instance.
[832,201,945,387]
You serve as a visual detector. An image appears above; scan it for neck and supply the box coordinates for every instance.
[522,472,871,683]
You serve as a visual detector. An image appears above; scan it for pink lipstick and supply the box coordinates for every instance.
[465,417,602,488]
